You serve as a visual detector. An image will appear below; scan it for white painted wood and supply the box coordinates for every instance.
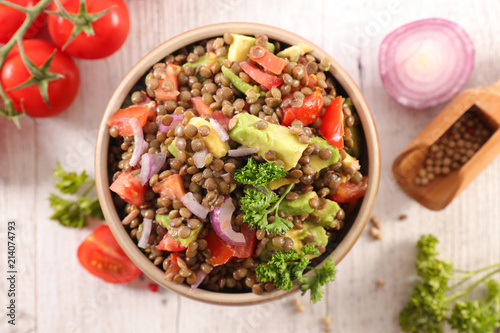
[1,0,499,332]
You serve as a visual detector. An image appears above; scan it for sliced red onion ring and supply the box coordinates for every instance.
[181,192,209,219]
[190,270,208,291]
[379,18,474,110]
[158,113,183,133]
[210,196,245,246]
[228,147,259,157]
[209,118,230,142]
[193,148,208,168]
[139,152,166,185]
[138,218,153,249]
[129,117,147,167]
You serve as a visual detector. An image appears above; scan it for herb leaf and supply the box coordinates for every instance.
[234,158,285,187]
[53,161,90,194]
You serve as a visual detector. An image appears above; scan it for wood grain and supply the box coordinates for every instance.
[1,0,499,332]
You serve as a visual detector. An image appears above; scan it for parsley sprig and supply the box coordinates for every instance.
[234,158,294,234]
[399,235,500,333]
[256,245,337,303]
[49,162,104,228]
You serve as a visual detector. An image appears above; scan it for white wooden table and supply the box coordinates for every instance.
[1,1,500,332]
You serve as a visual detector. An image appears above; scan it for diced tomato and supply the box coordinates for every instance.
[109,172,148,206]
[210,111,231,127]
[281,87,324,127]
[152,174,186,201]
[306,74,318,88]
[77,225,142,283]
[191,96,212,116]
[155,64,180,101]
[248,45,287,75]
[164,253,181,280]
[329,176,368,203]
[156,233,187,252]
[205,230,235,266]
[239,61,283,90]
[106,105,150,137]
[320,96,344,149]
[231,224,257,258]
[148,283,159,292]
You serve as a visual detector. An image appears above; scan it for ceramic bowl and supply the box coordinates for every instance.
[95,22,380,305]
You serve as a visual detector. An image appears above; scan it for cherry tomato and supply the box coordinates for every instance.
[281,88,324,127]
[156,233,187,252]
[48,0,130,59]
[152,174,186,201]
[109,171,148,206]
[230,224,257,258]
[0,39,80,117]
[205,230,235,267]
[77,225,141,283]
[329,176,368,203]
[106,104,153,137]
[0,0,46,44]
[164,253,181,280]
[320,96,344,149]
[239,61,283,90]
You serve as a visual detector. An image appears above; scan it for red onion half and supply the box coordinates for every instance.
[210,196,245,246]
[379,18,474,110]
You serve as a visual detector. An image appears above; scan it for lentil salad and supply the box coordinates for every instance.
[106,32,368,297]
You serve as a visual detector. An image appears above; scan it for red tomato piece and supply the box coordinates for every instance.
[320,96,344,149]
[152,174,186,201]
[155,64,181,101]
[109,171,148,206]
[248,46,287,75]
[239,61,283,90]
[231,224,257,258]
[156,233,187,252]
[48,0,130,59]
[191,96,212,116]
[77,225,141,283]
[205,230,235,267]
[106,104,151,137]
[0,0,46,43]
[281,88,324,127]
[329,177,368,203]
[306,74,318,88]
[210,111,232,128]
[0,39,80,117]
[164,253,181,280]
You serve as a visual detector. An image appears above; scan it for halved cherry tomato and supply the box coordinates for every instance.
[107,103,153,137]
[155,64,181,101]
[109,171,148,206]
[191,96,212,116]
[156,233,187,252]
[210,111,232,128]
[77,225,141,283]
[320,96,344,149]
[239,61,283,90]
[164,253,181,280]
[0,0,46,43]
[231,224,257,258]
[152,174,186,201]
[205,230,235,266]
[329,176,368,203]
[281,87,324,126]
[248,45,287,75]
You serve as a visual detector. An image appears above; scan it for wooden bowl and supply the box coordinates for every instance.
[95,23,380,305]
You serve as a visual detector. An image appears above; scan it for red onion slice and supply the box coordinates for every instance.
[158,113,183,133]
[138,218,153,249]
[181,192,209,219]
[193,148,208,168]
[139,152,166,185]
[129,117,147,167]
[210,196,245,246]
[190,270,208,291]
[379,18,474,110]
[150,152,166,176]
[228,147,259,157]
[209,118,229,142]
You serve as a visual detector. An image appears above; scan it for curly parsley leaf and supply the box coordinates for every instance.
[298,258,337,304]
[234,158,286,187]
[49,162,103,228]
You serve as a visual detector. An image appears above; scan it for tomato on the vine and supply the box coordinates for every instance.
[0,39,80,117]
[0,0,46,44]
[48,0,130,60]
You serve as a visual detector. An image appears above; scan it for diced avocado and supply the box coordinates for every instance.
[347,125,362,158]
[227,34,275,62]
[279,191,318,216]
[182,52,220,68]
[276,43,313,62]
[310,198,340,229]
[168,140,179,157]
[342,152,360,172]
[157,214,203,247]
[188,117,230,158]
[229,113,308,171]
[267,178,300,191]
[221,66,265,97]
[309,137,340,172]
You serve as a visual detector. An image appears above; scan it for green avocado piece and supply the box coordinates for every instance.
[227,34,275,62]
[342,97,362,158]
[182,53,220,69]
[168,140,179,157]
[276,42,313,62]
[279,191,318,216]
[229,113,308,171]
[221,66,265,97]
[156,214,203,247]
[310,198,340,229]
[309,137,340,172]
[342,152,360,172]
